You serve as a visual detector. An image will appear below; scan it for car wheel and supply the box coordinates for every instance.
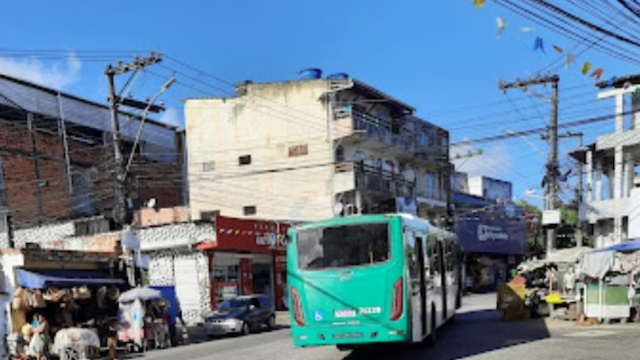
[267,315,276,330]
[241,322,250,336]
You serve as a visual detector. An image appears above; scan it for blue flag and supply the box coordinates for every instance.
[533,37,545,54]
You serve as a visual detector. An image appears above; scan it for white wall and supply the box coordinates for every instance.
[185,80,335,222]
[629,188,640,239]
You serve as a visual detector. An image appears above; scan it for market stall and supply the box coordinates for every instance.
[7,269,125,359]
[580,239,640,323]
[117,287,169,352]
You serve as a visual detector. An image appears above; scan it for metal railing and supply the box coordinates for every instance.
[336,161,415,197]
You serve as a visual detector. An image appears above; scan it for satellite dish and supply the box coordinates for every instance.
[333,203,344,216]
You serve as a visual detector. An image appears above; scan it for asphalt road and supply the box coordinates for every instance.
[130,294,640,360]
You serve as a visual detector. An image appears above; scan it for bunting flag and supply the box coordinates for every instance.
[520,27,535,32]
[553,45,564,53]
[565,53,576,69]
[533,37,545,53]
[590,68,604,81]
[606,76,618,87]
[497,17,506,38]
[581,62,592,75]
[474,0,487,8]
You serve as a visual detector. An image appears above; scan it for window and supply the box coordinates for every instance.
[335,145,345,163]
[297,222,390,270]
[289,144,308,157]
[243,206,257,216]
[201,210,220,221]
[202,161,215,172]
[239,155,252,165]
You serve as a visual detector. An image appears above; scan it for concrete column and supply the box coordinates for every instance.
[632,89,640,130]
[614,216,623,244]
[586,150,593,202]
[596,161,603,201]
[614,146,624,199]
[625,157,635,197]
[616,93,625,133]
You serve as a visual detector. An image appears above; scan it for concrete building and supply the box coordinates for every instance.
[571,74,640,248]
[0,73,185,233]
[185,75,452,223]
[451,172,527,291]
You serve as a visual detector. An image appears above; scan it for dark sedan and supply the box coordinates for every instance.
[203,295,276,337]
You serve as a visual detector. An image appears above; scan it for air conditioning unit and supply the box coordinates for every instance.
[344,204,356,217]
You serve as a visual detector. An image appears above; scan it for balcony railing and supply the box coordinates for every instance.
[336,161,415,197]
[335,107,447,159]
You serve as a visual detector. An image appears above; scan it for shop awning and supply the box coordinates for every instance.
[596,239,640,253]
[17,269,125,289]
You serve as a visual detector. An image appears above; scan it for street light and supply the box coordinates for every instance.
[125,77,177,173]
[505,129,546,159]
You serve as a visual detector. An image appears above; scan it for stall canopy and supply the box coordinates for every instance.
[595,239,640,253]
[17,269,125,289]
[543,247,593,264]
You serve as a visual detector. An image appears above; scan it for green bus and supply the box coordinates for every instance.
[287,213,461,349]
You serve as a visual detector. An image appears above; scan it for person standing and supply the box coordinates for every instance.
[29,313,50,360]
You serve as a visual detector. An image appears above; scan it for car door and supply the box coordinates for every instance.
[247,298,262,325]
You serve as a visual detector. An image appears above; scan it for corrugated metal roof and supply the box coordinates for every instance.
[0,72,178,149]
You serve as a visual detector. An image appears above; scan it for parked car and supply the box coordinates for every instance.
[204,295,276,337]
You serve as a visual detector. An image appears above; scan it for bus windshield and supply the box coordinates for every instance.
[296,222,390,270]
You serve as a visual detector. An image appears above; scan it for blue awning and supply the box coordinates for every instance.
[17,269,125,289]
[596,239,640,253]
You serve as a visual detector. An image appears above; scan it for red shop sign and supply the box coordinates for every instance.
[198,215,291,253]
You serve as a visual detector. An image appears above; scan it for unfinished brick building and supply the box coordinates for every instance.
[0,73,185,230]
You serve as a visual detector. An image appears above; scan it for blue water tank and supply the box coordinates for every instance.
[299,68,322,80]
[327,73,350,80]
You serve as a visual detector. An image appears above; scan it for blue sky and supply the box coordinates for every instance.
[0,0,636,207]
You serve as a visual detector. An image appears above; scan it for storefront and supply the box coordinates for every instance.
[455,210,527,292]
[197,216,291,310]
[0,249,126,358]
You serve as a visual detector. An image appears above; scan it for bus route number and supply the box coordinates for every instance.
[359,307,381,315]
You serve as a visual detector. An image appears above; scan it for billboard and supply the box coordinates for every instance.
[455,213,527,255]
[198,215,291,254]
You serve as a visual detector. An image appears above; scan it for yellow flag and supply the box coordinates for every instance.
[582,62,592,75]
[474,0,487,8]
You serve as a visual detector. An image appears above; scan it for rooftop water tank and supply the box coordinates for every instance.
[299,68,322,80]
[327,73,350,80]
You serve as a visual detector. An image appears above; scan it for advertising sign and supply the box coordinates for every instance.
[207,215,291,254]
[455,213,527,255]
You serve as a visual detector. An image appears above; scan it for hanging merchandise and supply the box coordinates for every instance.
[590,68,604,81]
[581,62,592,75]
[606,76,618,87]
[553,45,563,53]
[633,88,640,99]
[624,81,632,89]
[474,0,488,8]
[532,37,545,54]
[497,17,506,38]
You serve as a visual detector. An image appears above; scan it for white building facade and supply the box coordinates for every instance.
[184,77,452,223]
[572,74,640,248]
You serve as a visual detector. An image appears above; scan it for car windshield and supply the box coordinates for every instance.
[296,222,390,270]
[219,298,250,311]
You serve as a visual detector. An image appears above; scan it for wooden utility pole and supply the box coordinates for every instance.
[499,74,560,256]
[105,53,162,228]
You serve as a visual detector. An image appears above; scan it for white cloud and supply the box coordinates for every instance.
[0,54,82,90]
[451,141,514,179]
[158,107,183,128]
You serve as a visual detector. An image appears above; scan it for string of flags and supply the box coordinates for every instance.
[470,0,640,97]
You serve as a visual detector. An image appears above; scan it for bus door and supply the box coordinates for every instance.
[416,236,427,336]
[437,241,447,320]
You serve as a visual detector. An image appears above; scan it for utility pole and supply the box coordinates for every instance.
[499,74,560,257]
[105,53,163,228]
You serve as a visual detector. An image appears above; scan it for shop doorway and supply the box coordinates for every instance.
[252,263,272,299]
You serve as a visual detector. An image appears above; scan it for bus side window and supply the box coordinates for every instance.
[406,232,420,293]
[428,235,439,277]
